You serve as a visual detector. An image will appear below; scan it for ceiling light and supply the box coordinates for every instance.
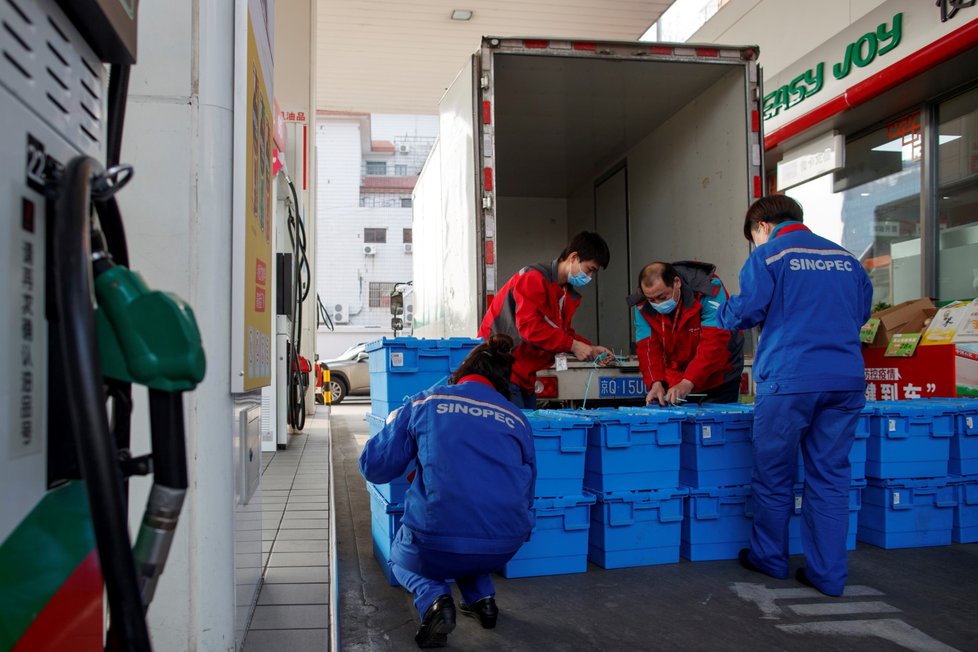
[860,192,871,197]
[451,9,473,21]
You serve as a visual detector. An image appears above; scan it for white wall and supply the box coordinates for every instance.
[120,0,238,649]
[316,119,415,330]
[691,0,887,78]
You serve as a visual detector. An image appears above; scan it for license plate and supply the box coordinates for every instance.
[598,376,646,398]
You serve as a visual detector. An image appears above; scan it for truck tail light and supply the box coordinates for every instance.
[535,377,558,398]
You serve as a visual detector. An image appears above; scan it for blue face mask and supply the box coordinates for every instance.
[568,260,592,288]
[650,298,677,314]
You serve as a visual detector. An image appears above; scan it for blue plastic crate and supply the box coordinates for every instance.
[502,494,596,578]
[796,403,874,483]
[364,413,415,503]
[582,407,684,492]
[949,475,978,544]
[587,487,687,569]
[788,481,864,554]
[366,337,480,403]
[867,401,955,479]
[680,407,753,488]
[367,483,404,587]
[857,477,955,549]
[944,400,978,476]
[370,398,411,419]
[525,410,590,497]
[681,485,753,561]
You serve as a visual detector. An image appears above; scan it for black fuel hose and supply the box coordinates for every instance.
[51,156,151,650]
[286,178,309,430]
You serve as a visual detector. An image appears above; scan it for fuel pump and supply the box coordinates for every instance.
[1,1,205,649]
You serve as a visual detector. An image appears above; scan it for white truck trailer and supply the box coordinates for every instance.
[413,37,763,403]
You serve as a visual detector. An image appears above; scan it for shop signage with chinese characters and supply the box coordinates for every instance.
[864,344,978,399]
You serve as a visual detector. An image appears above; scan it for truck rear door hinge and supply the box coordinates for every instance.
[482,194,493,209]
[480,76,489,90]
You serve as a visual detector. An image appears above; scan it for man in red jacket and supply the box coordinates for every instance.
[629,261,744,406]
[478,232,613,409]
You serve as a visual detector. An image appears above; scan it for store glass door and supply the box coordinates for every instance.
[938,87,978,302]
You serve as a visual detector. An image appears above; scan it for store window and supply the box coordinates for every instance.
[403,228,412,243]
[366,161,386,175]
[938,87,978,301]
[785,112,923,306]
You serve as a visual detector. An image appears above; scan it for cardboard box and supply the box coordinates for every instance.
[865,298,937,348]
[864,344,978,399]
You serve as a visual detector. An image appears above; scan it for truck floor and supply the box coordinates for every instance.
[333,403,978,652]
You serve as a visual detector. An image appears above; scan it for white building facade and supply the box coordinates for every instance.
[315,113,435,358]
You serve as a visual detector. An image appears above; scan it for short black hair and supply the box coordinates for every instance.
[449,334,516,398]
[638,262,677,288]
[743,195,804,242]
[558,231,610,269]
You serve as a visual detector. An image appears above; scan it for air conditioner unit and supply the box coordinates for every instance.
[403,243,413,254]
[398,144,410,153]
[331,304,349,324]
[363,244,376,256]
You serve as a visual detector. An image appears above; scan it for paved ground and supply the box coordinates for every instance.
[333,401,978,652]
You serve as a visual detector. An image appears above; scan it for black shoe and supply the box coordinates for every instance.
[459,596,498,629]
[415,595,456,649]
[795,568,841,597]
[737,548,761,573]
[738,548,789,580]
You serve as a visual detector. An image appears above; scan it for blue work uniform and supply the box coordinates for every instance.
[716,221,872,596]
[360,376,536,617]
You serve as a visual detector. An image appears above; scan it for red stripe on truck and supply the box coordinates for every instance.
[524,40,549,49]
[695,48,719,57]
[482,101,491,125]
[484,167,493,191]
[573,42,596,51]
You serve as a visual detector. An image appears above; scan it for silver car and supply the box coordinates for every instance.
[323,343,370,404]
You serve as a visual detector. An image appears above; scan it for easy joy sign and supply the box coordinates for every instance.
[762,0,978,137]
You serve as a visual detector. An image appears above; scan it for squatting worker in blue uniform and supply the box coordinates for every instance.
[716,195,872,597]
[359,334,535,648]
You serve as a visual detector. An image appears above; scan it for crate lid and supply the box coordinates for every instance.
[366,482,406,512]
[684,484,753,498]
[865,477,950,489]
[365,336,481,352]
[532,494,597,509]
[612,406,689,422]
[525,409,593,426]
[584,487,688,503]
[870,400,957,417]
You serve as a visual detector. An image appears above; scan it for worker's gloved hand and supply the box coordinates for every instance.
[646,383,666,407]
[665,379,695,405]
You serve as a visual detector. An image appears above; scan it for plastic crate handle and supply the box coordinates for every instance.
[658,498,684,523]
[692,496,720,520]
[561,429,588,453]
[608,501,634,526]
[655,426,682,446]
[603,425,633,449]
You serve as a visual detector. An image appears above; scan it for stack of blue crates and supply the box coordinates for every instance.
[938,399,978,544]
[680,405,755,561]
[503,410,595,578]
[582,408,687,569]
[858,400,959,549]
[364,337,481,584]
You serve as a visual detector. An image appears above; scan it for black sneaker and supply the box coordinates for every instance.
[738,548,789,580]
[796,568,842,597]
[459,596,499,629]
[415,595,456,648]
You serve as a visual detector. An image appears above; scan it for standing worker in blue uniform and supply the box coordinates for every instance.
[360,335,536,648]
[716,195,872,597]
